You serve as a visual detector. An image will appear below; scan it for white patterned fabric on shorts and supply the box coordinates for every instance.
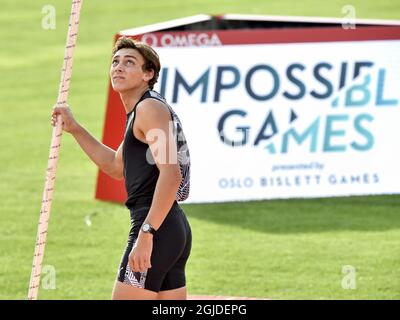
[123,264,147,288]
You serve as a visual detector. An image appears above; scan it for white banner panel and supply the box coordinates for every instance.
[149,29,400,203]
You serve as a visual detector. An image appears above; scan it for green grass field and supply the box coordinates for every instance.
[1,0,399,300]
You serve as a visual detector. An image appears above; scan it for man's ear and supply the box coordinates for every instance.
[143,69,155,83]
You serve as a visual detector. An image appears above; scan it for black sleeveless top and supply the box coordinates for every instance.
[123,90,191,209]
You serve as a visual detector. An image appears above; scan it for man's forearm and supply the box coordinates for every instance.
[71,124,118,177]
[144,168,181,231]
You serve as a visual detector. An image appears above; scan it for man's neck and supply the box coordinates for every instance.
[119,86,150,114]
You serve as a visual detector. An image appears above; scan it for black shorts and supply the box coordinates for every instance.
[117,201,192,292]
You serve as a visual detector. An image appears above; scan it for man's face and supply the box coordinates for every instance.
[110,48,153,93]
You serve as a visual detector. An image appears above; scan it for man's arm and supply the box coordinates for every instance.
[52,106,124,180]
[128,99,182,273]
[136,100,182,231]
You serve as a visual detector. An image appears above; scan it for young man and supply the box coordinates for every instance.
[51,37,192,300]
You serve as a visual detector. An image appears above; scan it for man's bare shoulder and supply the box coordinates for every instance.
[135,97,171,123]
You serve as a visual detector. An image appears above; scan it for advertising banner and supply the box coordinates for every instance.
[96,26,400,203]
